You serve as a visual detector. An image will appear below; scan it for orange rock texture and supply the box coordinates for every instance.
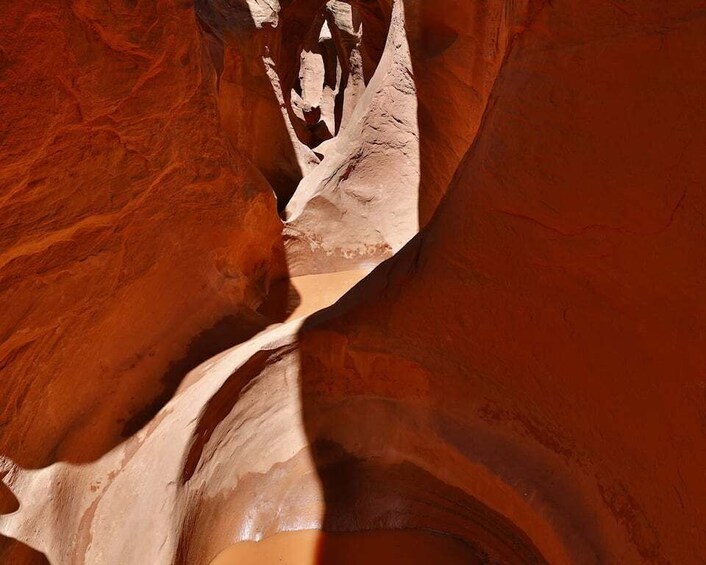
[2,0,706,563]
[0,1,287,468]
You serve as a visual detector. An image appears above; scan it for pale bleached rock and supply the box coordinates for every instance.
[284,0,420,275]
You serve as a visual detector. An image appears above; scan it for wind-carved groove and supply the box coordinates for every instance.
[289,16,338,148]
[288,0,388,155]
[181,348,278,483]
[195,0,391,213]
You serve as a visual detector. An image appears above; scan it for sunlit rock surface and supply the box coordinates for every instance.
[2,0,706,563]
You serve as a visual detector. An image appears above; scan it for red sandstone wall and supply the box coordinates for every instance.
[0,0,285,469]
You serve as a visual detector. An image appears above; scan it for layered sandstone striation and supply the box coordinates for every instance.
[2,0,706,563]
[0,0,287,497]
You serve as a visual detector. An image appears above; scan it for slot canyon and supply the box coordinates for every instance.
[1,0,705,563]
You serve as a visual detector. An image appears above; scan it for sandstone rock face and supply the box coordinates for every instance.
[282,0,537,274]
[0,0,286,475]
[2,0,706,563]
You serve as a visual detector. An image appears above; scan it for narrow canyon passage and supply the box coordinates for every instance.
[1,0,706,563]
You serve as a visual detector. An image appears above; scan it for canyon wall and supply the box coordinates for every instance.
[2,0,706,563]
[0,6,287,562]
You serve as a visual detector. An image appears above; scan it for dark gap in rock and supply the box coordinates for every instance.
[293,75,303,97]
[0,536,49,565]
[0,474,19,515]
[333,71,348,135]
